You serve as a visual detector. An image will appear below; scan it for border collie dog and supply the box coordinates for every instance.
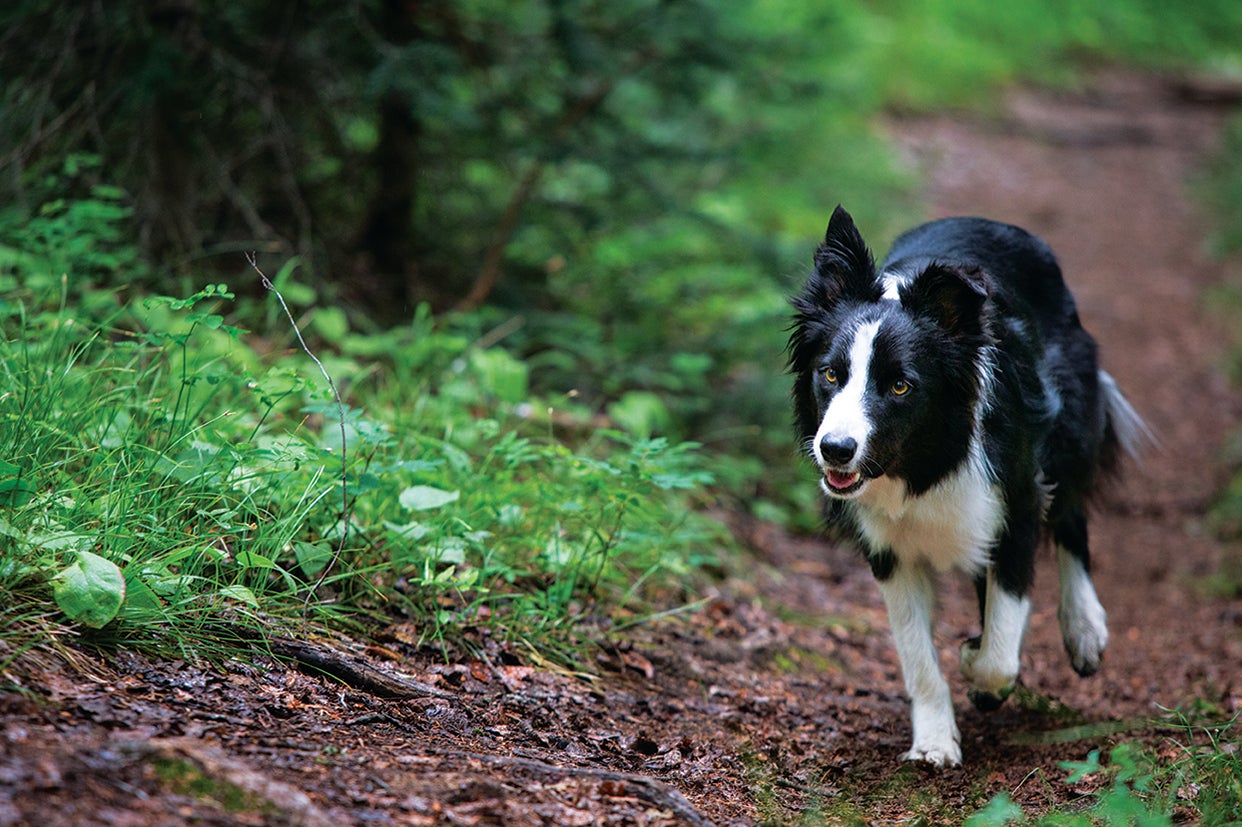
[788,207,1145,766]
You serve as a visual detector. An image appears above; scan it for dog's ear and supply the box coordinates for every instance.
[900,263,989,338]
[788,207,877,398]
[802,206,879,309]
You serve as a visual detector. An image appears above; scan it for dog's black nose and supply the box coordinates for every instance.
[820,436,857,465]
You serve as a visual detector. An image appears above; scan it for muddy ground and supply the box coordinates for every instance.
[3,71,1242,826]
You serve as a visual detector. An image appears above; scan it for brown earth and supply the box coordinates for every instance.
[3,71,1242,826]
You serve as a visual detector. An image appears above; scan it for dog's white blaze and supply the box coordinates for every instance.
[813,319,881,468]
[856,435,1003,575]
[1057,547,1108,674]
[960,570,1031,695]
[876,560,960,766]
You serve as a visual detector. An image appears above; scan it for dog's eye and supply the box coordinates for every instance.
[823,367,838,385]
[891,378,912,396]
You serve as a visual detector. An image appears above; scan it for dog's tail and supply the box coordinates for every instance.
[1099,370,1155,468]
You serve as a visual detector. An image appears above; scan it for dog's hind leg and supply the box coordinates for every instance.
[874,556,961,767]
[1054,510,1108,676]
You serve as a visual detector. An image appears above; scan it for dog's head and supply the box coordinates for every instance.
[788,207,992,499]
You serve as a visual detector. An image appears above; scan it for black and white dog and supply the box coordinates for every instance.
[788,207,1146,766]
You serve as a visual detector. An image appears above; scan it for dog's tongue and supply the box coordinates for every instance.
[826,470,860,490]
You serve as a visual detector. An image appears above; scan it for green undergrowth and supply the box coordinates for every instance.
[0,198,725,664]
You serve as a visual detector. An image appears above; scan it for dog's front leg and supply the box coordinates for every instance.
[960,566,1032,708]
[875,557,960,767]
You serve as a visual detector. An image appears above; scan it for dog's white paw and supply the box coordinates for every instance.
[906,697,961,767]
[959,637,1018,698]
[1060,604,1108,677]
[902,741,962,767]
[1058,549,1108,677]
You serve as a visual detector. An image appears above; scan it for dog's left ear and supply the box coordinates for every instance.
[900,263,989,338]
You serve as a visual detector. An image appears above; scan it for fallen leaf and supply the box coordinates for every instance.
[622,651,654,680]
[469,661,491,683]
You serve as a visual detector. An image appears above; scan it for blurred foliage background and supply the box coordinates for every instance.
[7,0,1242,524]
[2,0,1242,630]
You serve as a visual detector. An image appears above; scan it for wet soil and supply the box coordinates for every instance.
[3,71,1242,826]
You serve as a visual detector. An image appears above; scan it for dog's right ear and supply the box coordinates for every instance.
[803,206,879,309]
[788,207,878,395]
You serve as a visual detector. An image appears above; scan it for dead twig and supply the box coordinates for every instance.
[246,253,350,607]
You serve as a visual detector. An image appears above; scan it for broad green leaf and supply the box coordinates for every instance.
[469,348,528,404]
[383,521,431,542]
[1061,749,1104,784]
[293,541,333,578]
[217,584,258,607]
[52,551,126,629]
[236,550,276,569]
[436,538,466,566]
[0,476,35,507]
[121,573,164,613]
[606,391,670,439]
[399,485,459,511]
[312,306,349,342]
[964,793,1024,827]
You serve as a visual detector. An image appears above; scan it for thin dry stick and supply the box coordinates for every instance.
[245,253,349,606]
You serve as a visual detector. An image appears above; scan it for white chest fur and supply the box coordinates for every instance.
[852,440,1003,574]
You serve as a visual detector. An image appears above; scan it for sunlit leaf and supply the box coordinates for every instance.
[217,584,259,607]
[52,551,126,629]
[236,550,276,569]
[399,485,459,511]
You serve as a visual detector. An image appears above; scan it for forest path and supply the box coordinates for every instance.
[3,71,1240,827]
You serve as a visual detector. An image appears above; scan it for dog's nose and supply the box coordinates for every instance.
[819,436,857,466]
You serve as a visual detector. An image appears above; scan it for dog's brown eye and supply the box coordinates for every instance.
[891,378,911,396]
[824,367,838,385]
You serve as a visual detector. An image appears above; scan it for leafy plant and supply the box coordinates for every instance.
[967,709,1242,826]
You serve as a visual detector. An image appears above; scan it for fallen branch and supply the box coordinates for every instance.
[265,637,455,700]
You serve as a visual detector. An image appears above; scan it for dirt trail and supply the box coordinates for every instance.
[886,70,1242,721]
[2,71,1240,826]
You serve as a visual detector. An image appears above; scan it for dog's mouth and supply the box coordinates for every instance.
[821,468,867,497]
